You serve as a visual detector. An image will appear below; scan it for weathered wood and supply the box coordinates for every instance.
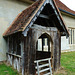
[7,52,22,58]
[57,32,59,70]
[34,58,51,63]
[35,63,49,69]
[24,37,29,75]
[31,24,57,32]
[29,29,36,75]
[48,38,50,52]
[48,59,52,75]
[38,68,50,73]
[7,53,22,72]
[21,37,24,57]
[50,31,54,71]
[39,14,49,19]
[54,32,58,71]
[7,37,9,52]
[36,51,51,60]
[6,24,61,75]
[44,72,51,75]
[35,58,52,75]
[11,37,13,53]
[59,32,61,68]
[28,31,32,75]
[36,62,40,75]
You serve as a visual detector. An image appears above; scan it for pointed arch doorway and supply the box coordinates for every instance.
[36,33,53,61]
[35,33,53,75]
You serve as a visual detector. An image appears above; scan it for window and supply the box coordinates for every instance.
[37,39,42,51]
[68,28,75,44]
[37,37,51,52]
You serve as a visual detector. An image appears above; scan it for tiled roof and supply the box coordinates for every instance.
[3,0,44,36]
[55,0,75,15]
[3,0,69,37]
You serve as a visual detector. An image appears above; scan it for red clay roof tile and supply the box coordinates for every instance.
[3,0,43,36]
[55,0,75,15]
[3,0,69,37]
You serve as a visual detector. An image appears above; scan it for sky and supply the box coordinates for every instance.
[60,0,75,11]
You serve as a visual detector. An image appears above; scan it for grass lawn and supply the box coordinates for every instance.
[0,51,75,75]
[0,63,19,75]
[55,51,75,75]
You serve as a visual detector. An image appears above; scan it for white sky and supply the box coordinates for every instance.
[60,0,75,11]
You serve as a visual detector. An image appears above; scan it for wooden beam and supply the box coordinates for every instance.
[31,24,57,32]
[39,14,49,19]
[49,13,55,17]
[7,37,9,52]
[7,52,22,58]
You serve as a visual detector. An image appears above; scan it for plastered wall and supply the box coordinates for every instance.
[61,14,75,28]
[61,13,75,51]
[0,0,30,61]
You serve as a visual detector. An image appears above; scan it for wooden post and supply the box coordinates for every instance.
[54,31,61,70]
[36,61,40,75]
[22,37,28,75]
[7,37,9,61]
[48,38,50,52]
[56,32,59,70]
[50,31,54,71]
[48,58,52,75]
[53,31,60,71]
[29,29,36,75]
[20,36,25,75]
[53,31,57,71]
[59,32,61,68]
[7,37,9,52]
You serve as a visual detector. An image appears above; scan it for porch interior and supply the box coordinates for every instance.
[36,33,52,60]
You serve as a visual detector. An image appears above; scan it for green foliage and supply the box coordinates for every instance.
[0,64,19,75]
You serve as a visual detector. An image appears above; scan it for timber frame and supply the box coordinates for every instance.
[6,25,61,75]
[3,0,69,75]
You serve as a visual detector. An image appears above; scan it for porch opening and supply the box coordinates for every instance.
[36,33,53,60]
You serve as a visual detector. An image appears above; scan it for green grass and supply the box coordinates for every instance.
[0,52,75,75]
[0,63,19,75]
[61,51,75,75]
